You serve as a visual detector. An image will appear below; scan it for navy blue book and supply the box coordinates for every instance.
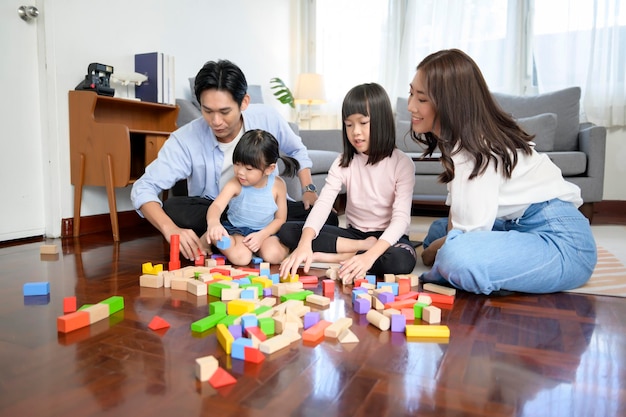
[134,52,163,103]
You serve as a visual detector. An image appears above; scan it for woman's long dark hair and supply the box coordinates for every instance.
[412,49,533,183]
[233,129,299,177]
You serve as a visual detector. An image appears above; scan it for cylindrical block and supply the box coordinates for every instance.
[366,309,390,331]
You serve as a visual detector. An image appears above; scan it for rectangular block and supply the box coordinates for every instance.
[305,294,330,307]
[423,283,457,296]
[209,301,227,316]
[391,313,407,333]
[376,282,398,295]
[302,320,332,343]
[23,282,50,296]
[40,244,58,255]
[353,298,371,314]
[83,303,109,324]
[195,355,218,382]
[227,299,256,316]
[191,313,227,333]
[232,337,254,360]
[324,317,353,338]
[259,334,292,354]
[99,296,124,315]
[418,292,455,305]
[216,323,235,354]
[57,311,90,333]
[423,305,442,324]
[406,325,450,338]
[187,280,207,296]
[63,296,77,314]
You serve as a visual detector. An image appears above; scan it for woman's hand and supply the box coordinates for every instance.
[280,245,313,278]
[338,252,376,285]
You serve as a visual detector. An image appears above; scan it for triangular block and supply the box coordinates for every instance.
[244,346,265,364]
[208,367,237,388]
[338,328,359,344]
[148,315,171,331]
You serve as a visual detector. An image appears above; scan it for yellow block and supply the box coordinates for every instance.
[141,262,164,275]
[251,277,273,288]
[227,299,256,316]
[405,325,450,338]
[216,323,234,354]
[281,273,299,283]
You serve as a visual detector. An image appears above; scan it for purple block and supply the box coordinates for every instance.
[377,291,395,304]
[263,287,272,297]
[303,312,320,330]
[391,314,406,332]
[228,324,242,339]
[351,287,368,304]
[354,298,371,314]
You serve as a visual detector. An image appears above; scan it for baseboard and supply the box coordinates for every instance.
[61,211,150,238]
[593,200,626,225]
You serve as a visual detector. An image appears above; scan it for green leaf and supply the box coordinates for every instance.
[269,77,295,108]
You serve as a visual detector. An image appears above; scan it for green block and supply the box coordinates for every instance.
[258,317,275,336]
[191,312,227,333]
[78,304,93,311]
[253,305,271,316]
[208,282,231,298]
[413,302,428,319]
[280,290,314,302]
[100,296,124,315]
[209,301,227,316]
[218,314,239,327]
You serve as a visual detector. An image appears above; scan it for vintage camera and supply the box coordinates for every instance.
[75,63,115,96]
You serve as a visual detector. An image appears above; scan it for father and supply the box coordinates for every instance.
[131,59,336,261]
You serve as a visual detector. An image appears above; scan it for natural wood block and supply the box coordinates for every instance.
[422,305,442,324]
[83,303,109,324]
[305,294,331,307]
[259,334,291,354]
[187,280,207,296]
[195,355,218,382]
[338,328,359,344]
[324,317,353,338]
[40,244,58,255]
[423,283,457,296]
[366,310,390,331]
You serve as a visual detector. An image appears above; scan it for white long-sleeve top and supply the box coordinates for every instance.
[447,147,583,232]
[304,149,416,245]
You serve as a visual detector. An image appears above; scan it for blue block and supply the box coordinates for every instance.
[231,337,254,360]
[252,256,263,264]
[23,294,50,306]
[365,274,376,285]
[260,268,271,277]
[234,277,251,286]
[270,273,280,284]
[241,314,258,329]
[376,281,399,295]
[23,282,50,296]
[216,236,231,250]
[240,289,256,300]
[351,287,368,304]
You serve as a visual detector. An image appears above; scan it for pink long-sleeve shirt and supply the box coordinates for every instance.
[304,149,415,245]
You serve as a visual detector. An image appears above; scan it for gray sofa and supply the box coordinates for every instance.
[176,86,606,218]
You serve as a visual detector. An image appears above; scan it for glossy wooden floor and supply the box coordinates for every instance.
[1,225,625,417]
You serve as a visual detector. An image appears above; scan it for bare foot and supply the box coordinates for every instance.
[360,236,378,251]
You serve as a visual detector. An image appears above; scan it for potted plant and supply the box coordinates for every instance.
[270,77,295,108]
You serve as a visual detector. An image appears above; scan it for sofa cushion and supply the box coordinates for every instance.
[544,151,587,176]
[395,120,430,153]
[300,129,343,153]
[492,87,581,152]
[516,113,558,152]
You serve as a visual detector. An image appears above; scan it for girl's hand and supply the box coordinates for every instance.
[280,245,313,278]
[207,225,228,247]
[242,232,263,253]
[339,253,376,285]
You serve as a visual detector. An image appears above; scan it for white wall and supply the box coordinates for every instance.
[33,0,626,237]
[42,0,299,236]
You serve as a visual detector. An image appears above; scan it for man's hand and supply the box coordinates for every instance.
[167,227,206,261]
[301,191,318,210]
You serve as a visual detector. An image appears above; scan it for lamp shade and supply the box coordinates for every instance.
[294,73,326,105]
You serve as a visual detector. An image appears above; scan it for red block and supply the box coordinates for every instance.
[57,311,90,333]
[148,315,170,331]
[209,367,237,388]
[354,278,368,287]
[245,326,267,342]
[299,276,318,285]
[401,308,414,322]
[244,346,265,364]
[384,299,417,310]
[397,277,410,295]
[210,268,231,276]
[395,291,419,301]
[63,296,77,314]
[195,255,205,266]
[302,320,332,343]
[418,292,455,305]
[322,279,335,295]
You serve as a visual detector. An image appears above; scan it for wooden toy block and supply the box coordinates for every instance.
[142,262,163,275]
[413,302,428,319]
[299,275,318,285]
[216,323,235,354]
[228,324,243,339]
[195,355,219,382]
[255,306,274,319]
[209,301,227,316]
[40,244,59,255]
[259,297,277,307]
[216,236,231,250]
[325,267,339,280]
[405,325,450,338]
[259,334,292,354]
[354,298,371,314]
[258,317,275,335]
[354,278,368,287]
[99,296,124,315]
[227,299,256,316]
[384,298,417,310]
[162,271,175,288]
[360,283,376,290]
[280,273,299,283]
[302,319,332,342]
[204,258,218,267]
[397,277,411,295]
[303,312,320,329]
[285,312,304,328]
[187,280,208,296]
[244,346,265,364]
[383,273,395,283]
[377,291,394,304]
[191,313,227,333]
[241,314,259,329]
[23,282,50,296]
[148,315,171,331]
[208,282,231,298]
[376,281,399,295]
[140,274,163,288]
[422,305,442,324]
[366,310,390,331]
[324,317,353,338]
[194,254,205,266]
[251,276,273,288]
[283,321,301,334]
[305,294,331,307]
[372,296,385,311]
[418,292,454,305]
[209,367,237,388]
[391,313,406,332]
[273,313,286,334]
[282,328,302,343]
[63,296,77,314]
[210,267,232,276]
[417,294,432,305]
[280,290,314,303]
[382,308,401,318]
[259,262,270,271]
[220,288,243,301]
[246,326,267,342]
[57,311,90,333]
[83,303,109,324]
[338,328,359,344]
[401,308,415,322]
[170,277,192,291]
[423,283,457,296]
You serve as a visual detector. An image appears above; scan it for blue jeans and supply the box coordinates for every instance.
[421,199,597,294]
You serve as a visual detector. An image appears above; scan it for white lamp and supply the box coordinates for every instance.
[294,73,326,129]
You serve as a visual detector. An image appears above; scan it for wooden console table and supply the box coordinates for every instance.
[69,91,178,241]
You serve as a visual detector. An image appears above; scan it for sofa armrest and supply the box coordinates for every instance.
[578,122,606,200]
[175,98,201,127]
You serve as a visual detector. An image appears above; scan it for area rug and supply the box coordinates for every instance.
[565,246,626,297]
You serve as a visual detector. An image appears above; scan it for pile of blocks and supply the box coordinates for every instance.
[56,295,124,333]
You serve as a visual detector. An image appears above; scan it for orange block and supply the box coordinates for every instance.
[210,268,231,276]
[401,308,414,322]
[302,320,332,343]
[63,296,77,314]
[208,367,237,388]
[244,346,265,364]
[384,299,417,310]
[245,326,267,342]
[148,315,171,331]
[57,311,90,333]
[397,277,411,295]
[299,276,318,285]
[394,291,419,301]
[354,278,368,287]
